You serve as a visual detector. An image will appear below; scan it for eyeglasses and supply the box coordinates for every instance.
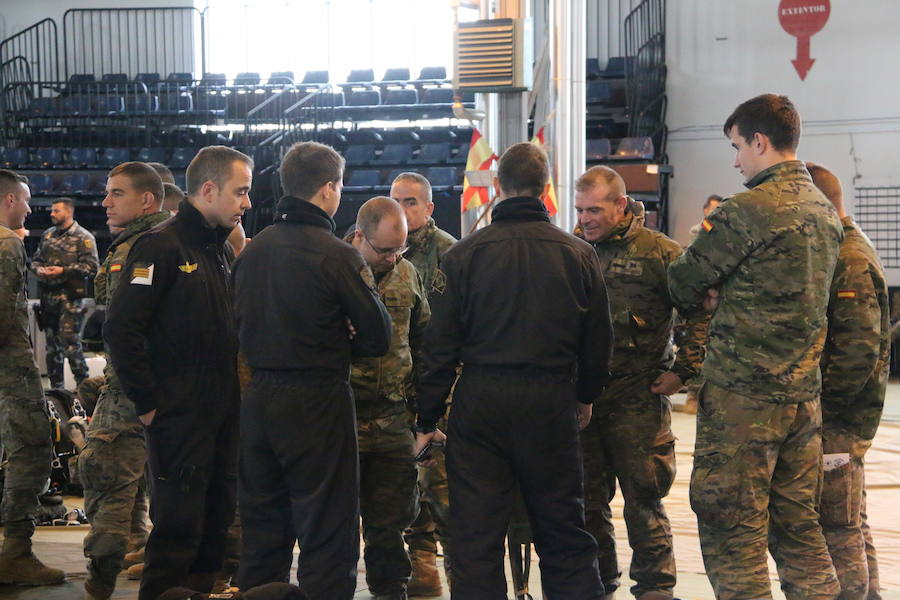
[364,234,408,257]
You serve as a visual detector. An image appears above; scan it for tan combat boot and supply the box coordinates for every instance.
[126,562,143,580]
[84,577,115,600]
[407,549,442,597]
[0,536,66,585]
[123,545,145,567]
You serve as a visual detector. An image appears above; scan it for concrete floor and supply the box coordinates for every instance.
[3,387,900,600]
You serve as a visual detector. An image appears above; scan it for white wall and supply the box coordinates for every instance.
[665,0,900,283]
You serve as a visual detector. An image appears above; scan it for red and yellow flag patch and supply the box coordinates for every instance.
[837,290,857,299]
[701,218,713,232]
[109,263,123,272]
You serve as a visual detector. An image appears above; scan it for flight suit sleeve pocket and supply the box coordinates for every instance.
[690,447,744,530]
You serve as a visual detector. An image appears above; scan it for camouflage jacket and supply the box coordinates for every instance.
[95,211,172,390]
[668,160,843,403]
[0,225,41,370]
[350,257,431,425]
[586,202,707,394]
[31,221,99,304]
[404,218,456,292]
[820,217,889,439]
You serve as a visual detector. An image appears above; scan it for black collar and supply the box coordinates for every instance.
[274,196,336,232]
[491,196,551,224]
[175,199,232,247]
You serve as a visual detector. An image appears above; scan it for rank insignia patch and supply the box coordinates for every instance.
[131,264,154,285]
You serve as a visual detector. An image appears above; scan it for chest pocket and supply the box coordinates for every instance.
[383,288,413,348]
[608,257,644,277]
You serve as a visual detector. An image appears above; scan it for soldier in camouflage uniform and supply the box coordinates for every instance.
[0,169,66,586]
[79,162,169,600]
[31,197,99,390]
[345,196,431,600]
[390,172,456,596]
[806,163,888,600]
[574,166,707,600]
[668,95,842,600]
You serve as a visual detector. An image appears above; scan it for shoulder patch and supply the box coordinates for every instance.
[701,218,713,232]
[109,263,123,272]
[360,265,376,290]
[130,263,154,285]
[431,267,447,295]
[84,238,93,249]
[836,289,857,299]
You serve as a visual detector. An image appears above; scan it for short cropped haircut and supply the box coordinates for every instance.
[186,146,253,197]
[356,196,406,238]
[52,197,75,210]
[108,162,164,205]
[575,165,626,201]
[280,141,345,200]
[724,94,801,152]
[162,182,185,212]
[0,168,28,196]
[147,161,175,184]
[704,194,722,210]
[805,161,844,213]
[392,171,433,203]
[497,143,548,198]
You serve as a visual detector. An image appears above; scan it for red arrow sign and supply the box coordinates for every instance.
[778,0,830,81]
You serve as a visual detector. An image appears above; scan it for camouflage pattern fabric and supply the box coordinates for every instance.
[404,218,456,293]
[31,221,99,388]
[401,219,455,562]
[77,375,107,417]
[861,489,882,599]
[668,161,843,403]
[0,226,53,539]
[351,257,430,594]
[818,217,889,599]
[692,383,840,600]
[80,211,169,586]
[576,202,705,596]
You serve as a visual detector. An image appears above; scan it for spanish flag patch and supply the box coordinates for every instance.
[701,218,713,232]
[837,289,857,299]
[109,263,122,272]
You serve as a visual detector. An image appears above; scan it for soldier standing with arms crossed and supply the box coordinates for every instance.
[668,94,842,600]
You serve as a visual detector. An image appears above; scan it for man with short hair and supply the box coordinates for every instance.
[346,196,430,600]
[80,161,170,600]
[233,141,391,599]
[389,172,455,595]
[807,161,888,600]
[0,169,66,586]
[415,142,612,598]
[668,94,842,599]
[162,181,185,213]
[103,146,253,600]
[147,161,176,185]
[31,196,99,390]
[574,165,706,600]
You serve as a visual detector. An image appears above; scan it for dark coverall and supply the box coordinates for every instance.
[104,200,241,600]
[416,196,614,600]
[232,196,391,600]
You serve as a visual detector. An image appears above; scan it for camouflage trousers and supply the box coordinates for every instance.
[357,415,419,595]
[406,414,451,561]
[43,297,88,389]
[820,426,881,600]
[581,377,676,597]
[861,489,881,600]
[79,385,149,586]
[76,375,106,417]
[0,360,52,538]
[692,381,840,600]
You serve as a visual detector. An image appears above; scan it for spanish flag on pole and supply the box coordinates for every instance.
[461,128,497,212]
[531,126,558,216]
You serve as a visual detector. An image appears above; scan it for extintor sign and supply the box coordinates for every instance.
[778,0,831,80]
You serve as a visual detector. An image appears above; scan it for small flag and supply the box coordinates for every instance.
[530,127,558,216]
[109,263,123,272]
[461,128,498,212]
[701,218,714,232]
[836,289,857,299]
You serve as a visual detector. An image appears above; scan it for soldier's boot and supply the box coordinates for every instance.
[0,536,66,585]
[123,545,144,567]
[407,549,442,597]
[126,562,143,580]
[84,577,115,600]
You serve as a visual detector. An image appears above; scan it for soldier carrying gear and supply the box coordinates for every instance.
[31,196,99,390]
